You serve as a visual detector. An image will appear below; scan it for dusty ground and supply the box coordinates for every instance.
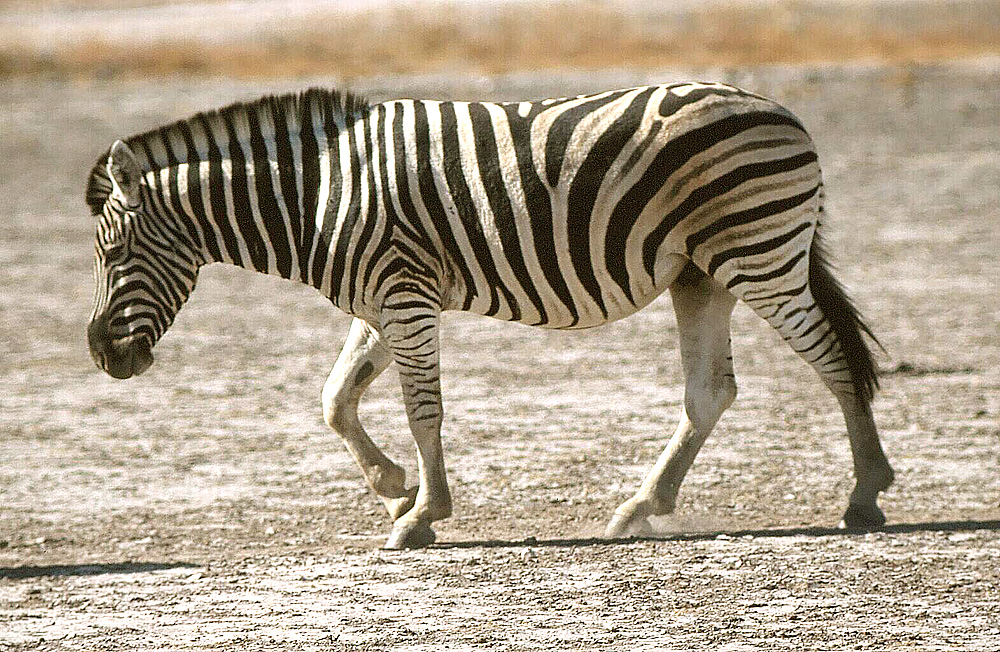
[1,62,999,649]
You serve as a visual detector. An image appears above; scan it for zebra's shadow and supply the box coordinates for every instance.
[0,561,199,580]
[432,519,1000,550]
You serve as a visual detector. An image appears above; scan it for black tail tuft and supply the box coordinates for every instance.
[809,234,881,403]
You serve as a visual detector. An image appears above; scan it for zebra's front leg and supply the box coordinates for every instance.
[381,307,452,550]
[323,318,417,523]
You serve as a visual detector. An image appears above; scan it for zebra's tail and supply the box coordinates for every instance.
[807,229,881,403]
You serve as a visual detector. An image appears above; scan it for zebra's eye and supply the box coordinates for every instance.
[104,243,127,263]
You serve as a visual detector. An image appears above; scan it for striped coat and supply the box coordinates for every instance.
[87,83,893,548]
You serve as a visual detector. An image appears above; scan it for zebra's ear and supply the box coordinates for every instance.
[107,140,143,207]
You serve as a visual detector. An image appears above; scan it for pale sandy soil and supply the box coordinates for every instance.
[1,62,999,649]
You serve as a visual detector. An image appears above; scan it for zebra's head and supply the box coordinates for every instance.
[86,140,202,379]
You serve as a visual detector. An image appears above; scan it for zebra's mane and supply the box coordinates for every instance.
[85,88,370,216]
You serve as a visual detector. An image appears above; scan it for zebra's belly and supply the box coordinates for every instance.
[456,252,690,330]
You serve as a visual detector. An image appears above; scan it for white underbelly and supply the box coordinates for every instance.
[503,252,690,330]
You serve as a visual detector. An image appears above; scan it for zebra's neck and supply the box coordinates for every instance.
[133,90,374,303]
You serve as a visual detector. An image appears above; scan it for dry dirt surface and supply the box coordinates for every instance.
[1,63,999,650]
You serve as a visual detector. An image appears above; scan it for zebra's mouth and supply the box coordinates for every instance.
[95,335,154,379]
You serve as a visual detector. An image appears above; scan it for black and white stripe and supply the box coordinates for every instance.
[88,82,889,545]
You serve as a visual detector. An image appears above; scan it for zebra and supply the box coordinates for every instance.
[86,82,894,549]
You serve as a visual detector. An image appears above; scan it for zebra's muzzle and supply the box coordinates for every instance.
[87,318,154,379]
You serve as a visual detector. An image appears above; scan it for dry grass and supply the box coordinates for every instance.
[2,0,1000,79]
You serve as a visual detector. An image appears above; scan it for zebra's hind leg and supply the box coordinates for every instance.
[811,252,893,527]
[738,240,894,528]
[323,318,417,524]
[835,391,894,528]
[606,265,737,538]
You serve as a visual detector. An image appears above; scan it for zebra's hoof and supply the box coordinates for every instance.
[604,512,654,539]
[384,521,437,550]
[838,503,887,529]
[384,488,419,522]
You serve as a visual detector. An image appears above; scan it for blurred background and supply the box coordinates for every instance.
[3,0,999,80]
